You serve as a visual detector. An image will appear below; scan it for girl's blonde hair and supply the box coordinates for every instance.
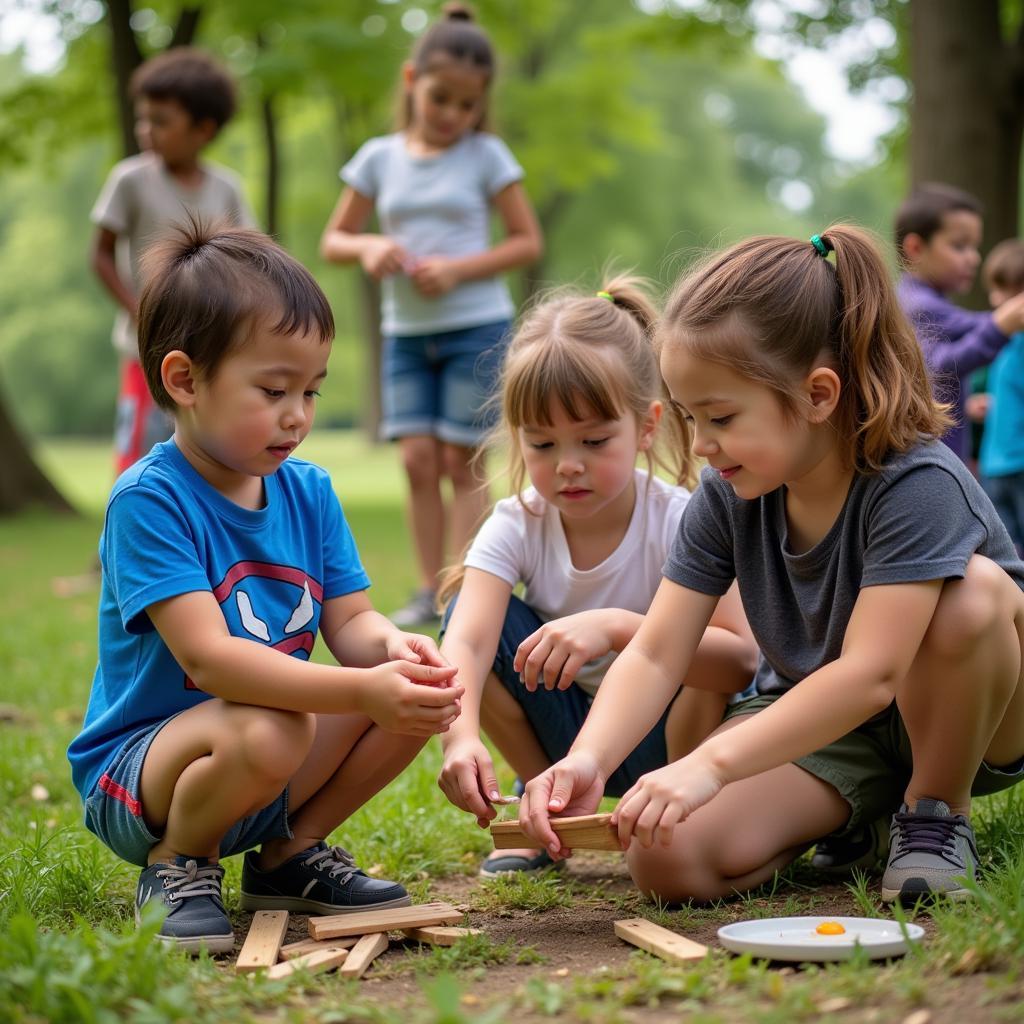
[438,274,692,606]
[397,3,494,132]
[661,224,952,473]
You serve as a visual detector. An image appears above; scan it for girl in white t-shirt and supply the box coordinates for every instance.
[437,276,757,875]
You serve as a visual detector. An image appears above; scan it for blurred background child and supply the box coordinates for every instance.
[320,3,542,627]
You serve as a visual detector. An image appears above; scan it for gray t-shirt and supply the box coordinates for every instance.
[663,440,1024,695]
[91,153,254,356]
[341,131,523,336]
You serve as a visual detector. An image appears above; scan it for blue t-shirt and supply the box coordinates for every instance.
[67,440,371,800]
[341,131,523,336]
[980,332,1024,478]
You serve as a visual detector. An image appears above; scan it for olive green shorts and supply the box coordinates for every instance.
[723,695,1024,835]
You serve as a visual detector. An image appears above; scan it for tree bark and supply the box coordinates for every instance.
[908,0,1024,259]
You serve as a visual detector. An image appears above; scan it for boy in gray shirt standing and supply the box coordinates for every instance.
[91,47,253,476]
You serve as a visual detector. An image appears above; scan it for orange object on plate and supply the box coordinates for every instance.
[815,921,846,936]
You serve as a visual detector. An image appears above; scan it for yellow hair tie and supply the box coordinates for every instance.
[596,290,614,302]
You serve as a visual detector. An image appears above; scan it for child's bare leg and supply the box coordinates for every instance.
[140,700,315,864]
[898,555,1024,814]
[399,435,445,590]
[258,713,427,868]
[665,688,728,760]
[628,720,849,902]
[442,442,488,557]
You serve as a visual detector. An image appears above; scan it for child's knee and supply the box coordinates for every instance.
[626,832,726,904]
[234,708,315,781]
[400,437,440,484]
[926,555,1007,659]
[440,444,475,488]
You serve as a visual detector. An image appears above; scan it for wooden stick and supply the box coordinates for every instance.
[308,901,463,941]
[339,932,389,979]
[614,919,708,963]
[265,946,349,981]
[403,926,483,946]
[279,935,358,960]
[235,910,289,973]
[490,813,620,851]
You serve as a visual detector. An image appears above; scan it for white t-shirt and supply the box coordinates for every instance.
[464,469,691,696]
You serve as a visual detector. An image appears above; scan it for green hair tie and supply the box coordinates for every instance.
[810,234,832,258]
[596,290,614,301]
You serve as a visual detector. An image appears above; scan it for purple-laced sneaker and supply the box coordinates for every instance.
[880,798,979,902]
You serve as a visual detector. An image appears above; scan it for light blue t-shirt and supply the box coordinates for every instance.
[341,131,523,336]
[67,440,371,800]
[980,332,1024,478]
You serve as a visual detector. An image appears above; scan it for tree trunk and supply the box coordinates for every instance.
[0,377,75,515]
[908,0,1024,284]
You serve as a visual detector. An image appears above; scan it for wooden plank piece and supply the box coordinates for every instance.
[235,910,289,973]
[614,919,708,963]
[490,813,620,851]
[279,935,358,960]
[339,932,389,979]
[265,946,349,981]
[308,901,463,941]
[403,926,483,946]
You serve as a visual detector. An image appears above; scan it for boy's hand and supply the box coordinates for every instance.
[438,736,501,826]
[611,751,726,850]
[359,661,462,736]
[519,752,606,858]
[361,236,408,279]
[514,611,614,691]
[965,392,991,423]
[409,257,461,297]
[993,290,1024,335]
[386,630,447,670]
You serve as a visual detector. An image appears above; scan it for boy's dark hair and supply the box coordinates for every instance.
[983,238,1024,293]
[131,47,237,130]
[138,218,334,411]
[894,183,984,259]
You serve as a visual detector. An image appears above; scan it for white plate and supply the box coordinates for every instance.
[717,916,924,962]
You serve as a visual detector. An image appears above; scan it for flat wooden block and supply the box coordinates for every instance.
[490,813,620,851]
[614,919,708,963]
[339,932,389,979]
[265,945,349,981]
[235,910,289,973]
[279,935,358,960]
[308,901,463,941]
[403,926,483,946]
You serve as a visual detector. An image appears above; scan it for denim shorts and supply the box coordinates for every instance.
[83,715,293,867]
[381,319,511,447]
[982,471,1024,552]
[441,594,670,797]
[724,694,1024,836]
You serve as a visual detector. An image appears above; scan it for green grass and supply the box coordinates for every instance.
[4,432,1024,1022]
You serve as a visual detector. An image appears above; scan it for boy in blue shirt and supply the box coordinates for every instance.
[979,240,1024,552]
[68,221,463,953]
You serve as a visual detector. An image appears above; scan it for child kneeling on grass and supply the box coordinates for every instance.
[67,220,463,953]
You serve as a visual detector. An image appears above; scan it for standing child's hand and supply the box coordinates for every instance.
[361,236,409,279]
[611,751,726,850]
[409,257,462,297]
[359,660,463,736]
[519,751,606,858]
[514,611,615,691]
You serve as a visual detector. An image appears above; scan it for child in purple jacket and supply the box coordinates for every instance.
[895,184,1024,464]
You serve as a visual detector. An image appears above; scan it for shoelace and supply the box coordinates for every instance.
[157,859,225,904]
[302,845,362,884]
[892,812,964,866]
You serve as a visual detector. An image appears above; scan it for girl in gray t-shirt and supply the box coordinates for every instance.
[518,225,1024,906]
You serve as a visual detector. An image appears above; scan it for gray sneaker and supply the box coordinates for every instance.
[881,798,979,902]
[389,588,439,627]
[136,855,234,954]
[811,815,889,877]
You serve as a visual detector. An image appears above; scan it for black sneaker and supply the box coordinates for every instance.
[881,798,980,902]
[239,842,411,915]
[811,815,889,877]
[136,856,234,954]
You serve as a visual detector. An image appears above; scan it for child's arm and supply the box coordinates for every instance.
[437,568,515,824]
[917,292,1024,377]
[147,590,462,736]
[90,227,137,317]
[319,187,409,279]
[409,183,543,297]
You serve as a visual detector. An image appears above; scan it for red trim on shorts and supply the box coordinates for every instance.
[98,773,143,816]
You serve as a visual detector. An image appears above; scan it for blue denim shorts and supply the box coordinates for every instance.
[83,715,293,867]
[441,594,670,797]
[381,319,511,447]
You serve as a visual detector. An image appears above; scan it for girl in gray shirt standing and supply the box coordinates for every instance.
[519,225,1024,905]
[321,4,543,627]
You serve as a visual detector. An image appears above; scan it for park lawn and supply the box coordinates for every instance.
[1,431,1024,1023]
